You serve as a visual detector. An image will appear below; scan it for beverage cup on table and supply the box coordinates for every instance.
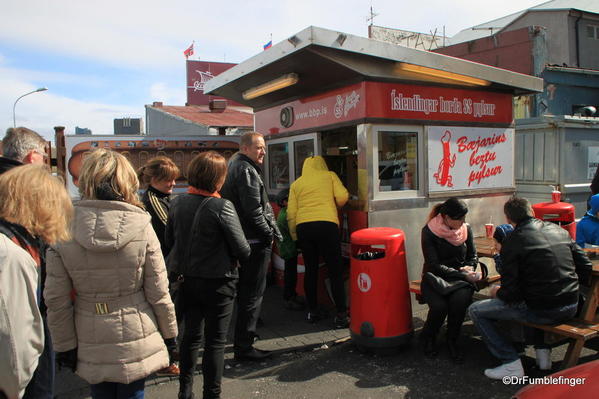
[485,223,494,238]
[552,190,561,203]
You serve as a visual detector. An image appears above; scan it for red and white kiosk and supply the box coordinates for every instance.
[205,26,543,280]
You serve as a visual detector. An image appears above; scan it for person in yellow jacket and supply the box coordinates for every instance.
[287,156,349,328]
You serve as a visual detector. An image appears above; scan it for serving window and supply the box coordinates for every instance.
[265,133,318,194]
[268,142,290,189]
[372,125,423,200]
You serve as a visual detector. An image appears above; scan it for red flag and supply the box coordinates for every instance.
[184,42,194,59]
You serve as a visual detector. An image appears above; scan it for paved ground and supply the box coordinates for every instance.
[54,283,599,399]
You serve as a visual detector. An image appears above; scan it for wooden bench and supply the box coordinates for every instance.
[520,320,599,369]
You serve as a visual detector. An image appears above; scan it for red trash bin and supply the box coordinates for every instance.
[350,227,413,352]
[532,190,576,240]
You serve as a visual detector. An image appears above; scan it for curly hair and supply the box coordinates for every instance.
[0,165,72,244]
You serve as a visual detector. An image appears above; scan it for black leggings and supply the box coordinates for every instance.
[421,281,473,340]
[297,221,346,313]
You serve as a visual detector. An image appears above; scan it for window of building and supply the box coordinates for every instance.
[264,133,318,194]
[372,125,423,199]
[294,140,315,178]
[268,142,290,189]
[378,131,418,192]
[587,25,599,40]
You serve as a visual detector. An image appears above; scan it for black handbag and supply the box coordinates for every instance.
[424,272,470,296]
[425,261,490,295]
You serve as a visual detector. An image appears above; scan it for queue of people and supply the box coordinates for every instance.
[1,126,597,398]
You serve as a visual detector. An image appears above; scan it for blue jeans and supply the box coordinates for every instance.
[468,298,577,363]
[90,378,145,399]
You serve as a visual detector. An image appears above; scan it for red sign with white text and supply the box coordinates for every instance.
[186,61,242,106]
[366,82,513,124]
[255,83,366,135]
[255,81,513,134]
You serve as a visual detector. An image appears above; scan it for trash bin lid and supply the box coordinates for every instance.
[532,201,575,213]
[351,227,404,244]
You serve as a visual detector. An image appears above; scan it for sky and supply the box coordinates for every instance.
[0,0,545,140]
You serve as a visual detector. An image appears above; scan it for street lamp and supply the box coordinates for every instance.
[13,87,48,127]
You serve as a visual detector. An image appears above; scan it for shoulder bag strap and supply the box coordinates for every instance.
[182,197,212,270]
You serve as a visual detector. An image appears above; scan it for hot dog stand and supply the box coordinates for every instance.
[204,26,543,279]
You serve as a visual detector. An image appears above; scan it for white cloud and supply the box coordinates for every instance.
[1,0,544,67]
[0,0,546,140]
[149,82,186,105]
[0,66,140,139]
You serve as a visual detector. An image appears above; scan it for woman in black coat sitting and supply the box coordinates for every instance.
[420,197,480,363]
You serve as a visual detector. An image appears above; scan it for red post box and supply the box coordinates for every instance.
[350,227,413,352]
[532,191,576,240]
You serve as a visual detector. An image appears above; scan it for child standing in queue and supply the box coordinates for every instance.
[275,189,305,311]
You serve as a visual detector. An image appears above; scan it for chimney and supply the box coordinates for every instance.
[152,101,163,107]
[209,99,227,113]
[54,126,65,135]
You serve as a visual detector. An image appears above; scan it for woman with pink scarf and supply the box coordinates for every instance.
[420,197,480,364]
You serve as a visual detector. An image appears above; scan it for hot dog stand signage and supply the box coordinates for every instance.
[255,82,366,135]
[427,126,514,192]
[255,82,513,134]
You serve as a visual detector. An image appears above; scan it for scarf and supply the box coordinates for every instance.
[0,218,42,267]
[427,214,468,246]
[187,186,221,198]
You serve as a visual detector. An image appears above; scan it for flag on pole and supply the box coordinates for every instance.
[263,40,272,50]
[184,42,194,59]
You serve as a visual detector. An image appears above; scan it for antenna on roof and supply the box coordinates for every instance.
[367,3,378,26]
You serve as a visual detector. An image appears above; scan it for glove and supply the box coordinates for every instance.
[168,272,183,284]
[164,337,178,363]
[56,347,78,372]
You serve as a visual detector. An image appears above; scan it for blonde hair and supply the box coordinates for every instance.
[137,156,180,187]
[0,165,72,244]
[78,149,143,208]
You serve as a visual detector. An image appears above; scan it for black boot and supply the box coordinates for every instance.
[420,334,438,358]
[447,339,464,364]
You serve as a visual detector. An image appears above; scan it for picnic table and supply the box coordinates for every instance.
[412,241,599,369]
[473,236,496,258]
[517,256,599,369]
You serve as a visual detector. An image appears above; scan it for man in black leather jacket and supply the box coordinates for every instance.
[221,132,282,361]
[469,197,592,380]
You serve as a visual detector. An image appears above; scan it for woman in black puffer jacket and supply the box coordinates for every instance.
[165,151,250,399]
[420,197,481,364]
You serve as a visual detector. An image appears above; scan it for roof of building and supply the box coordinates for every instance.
[204,26,543,110]
[147,104,253,128]
[450,0,599,45]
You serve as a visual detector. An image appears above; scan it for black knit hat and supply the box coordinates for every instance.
[440,197,468,219]
[276,188,290,207]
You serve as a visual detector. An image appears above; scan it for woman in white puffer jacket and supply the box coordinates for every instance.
[45,149,178,399]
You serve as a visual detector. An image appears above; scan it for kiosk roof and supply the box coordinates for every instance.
[204,26,544,111]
